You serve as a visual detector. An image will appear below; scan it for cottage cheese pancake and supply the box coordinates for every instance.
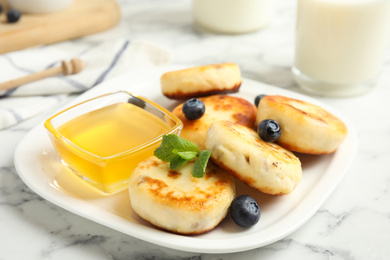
[256,95,348,154]
[161,63,242,99]
[128,156,235,234]
[173,94,256,150]
[206,121,302,195]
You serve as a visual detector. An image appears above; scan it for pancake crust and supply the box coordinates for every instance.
[161,63,242,99]
[172,95,257,150]
[128,156,235,235]
[206,120,302,195]
[256,95,348,154]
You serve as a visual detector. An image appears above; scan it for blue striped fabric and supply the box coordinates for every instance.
[0,39,170,130]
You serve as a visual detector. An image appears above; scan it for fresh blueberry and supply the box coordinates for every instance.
[254,94,266,107]
[7,9,21,23]
[182,98,205,120]
[230,195,261,228]
[257,119,281,142]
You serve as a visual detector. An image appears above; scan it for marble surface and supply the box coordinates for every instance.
[1,0,390,259]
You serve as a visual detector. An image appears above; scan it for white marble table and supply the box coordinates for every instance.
[1,0,390,259]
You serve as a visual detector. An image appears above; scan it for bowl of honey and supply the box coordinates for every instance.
[44,91,183,195]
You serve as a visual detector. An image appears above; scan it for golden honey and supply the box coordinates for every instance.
[45,92,182,194]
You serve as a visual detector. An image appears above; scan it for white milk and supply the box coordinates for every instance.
[293,0,390,96]
[193,0,272,34]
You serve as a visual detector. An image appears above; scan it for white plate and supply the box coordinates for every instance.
[14,66,358,253]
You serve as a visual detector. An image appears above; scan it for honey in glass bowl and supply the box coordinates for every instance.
[44,91,183,195]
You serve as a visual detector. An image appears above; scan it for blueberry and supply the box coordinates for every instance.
[257,119,281,142]
[182,98,205,120]
[254,94,266,107]
[7,9,21,23]
[230,195,261,228]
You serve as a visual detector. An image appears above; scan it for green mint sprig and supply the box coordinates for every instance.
[154,134,211,178]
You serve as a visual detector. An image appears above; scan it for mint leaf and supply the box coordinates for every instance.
[154,135,176,161]
[169,134,200,153]
[170,155,189,170]
[154,135,210,178]
[154,134,200,162]
[192,150,211,178]
[154,145,177,162]
[154,134,199,162]
[172,149,198,160]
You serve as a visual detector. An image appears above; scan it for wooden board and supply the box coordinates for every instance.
[0,0,121,54]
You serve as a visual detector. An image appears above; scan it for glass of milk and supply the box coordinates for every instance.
[192,0,272,34]
[292,0,390,97]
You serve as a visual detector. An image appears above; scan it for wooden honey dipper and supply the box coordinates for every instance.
[0,58,84,91]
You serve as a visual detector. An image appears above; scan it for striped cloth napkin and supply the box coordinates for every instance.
[0,38,171,130]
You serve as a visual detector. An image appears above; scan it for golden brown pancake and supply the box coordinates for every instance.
[128,156,235,234]
[256,95,348,154]
[206,120,302,195]
[161,63,242,99]
[172,94,257,150]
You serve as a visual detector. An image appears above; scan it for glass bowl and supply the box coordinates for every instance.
[44,91,183,195]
